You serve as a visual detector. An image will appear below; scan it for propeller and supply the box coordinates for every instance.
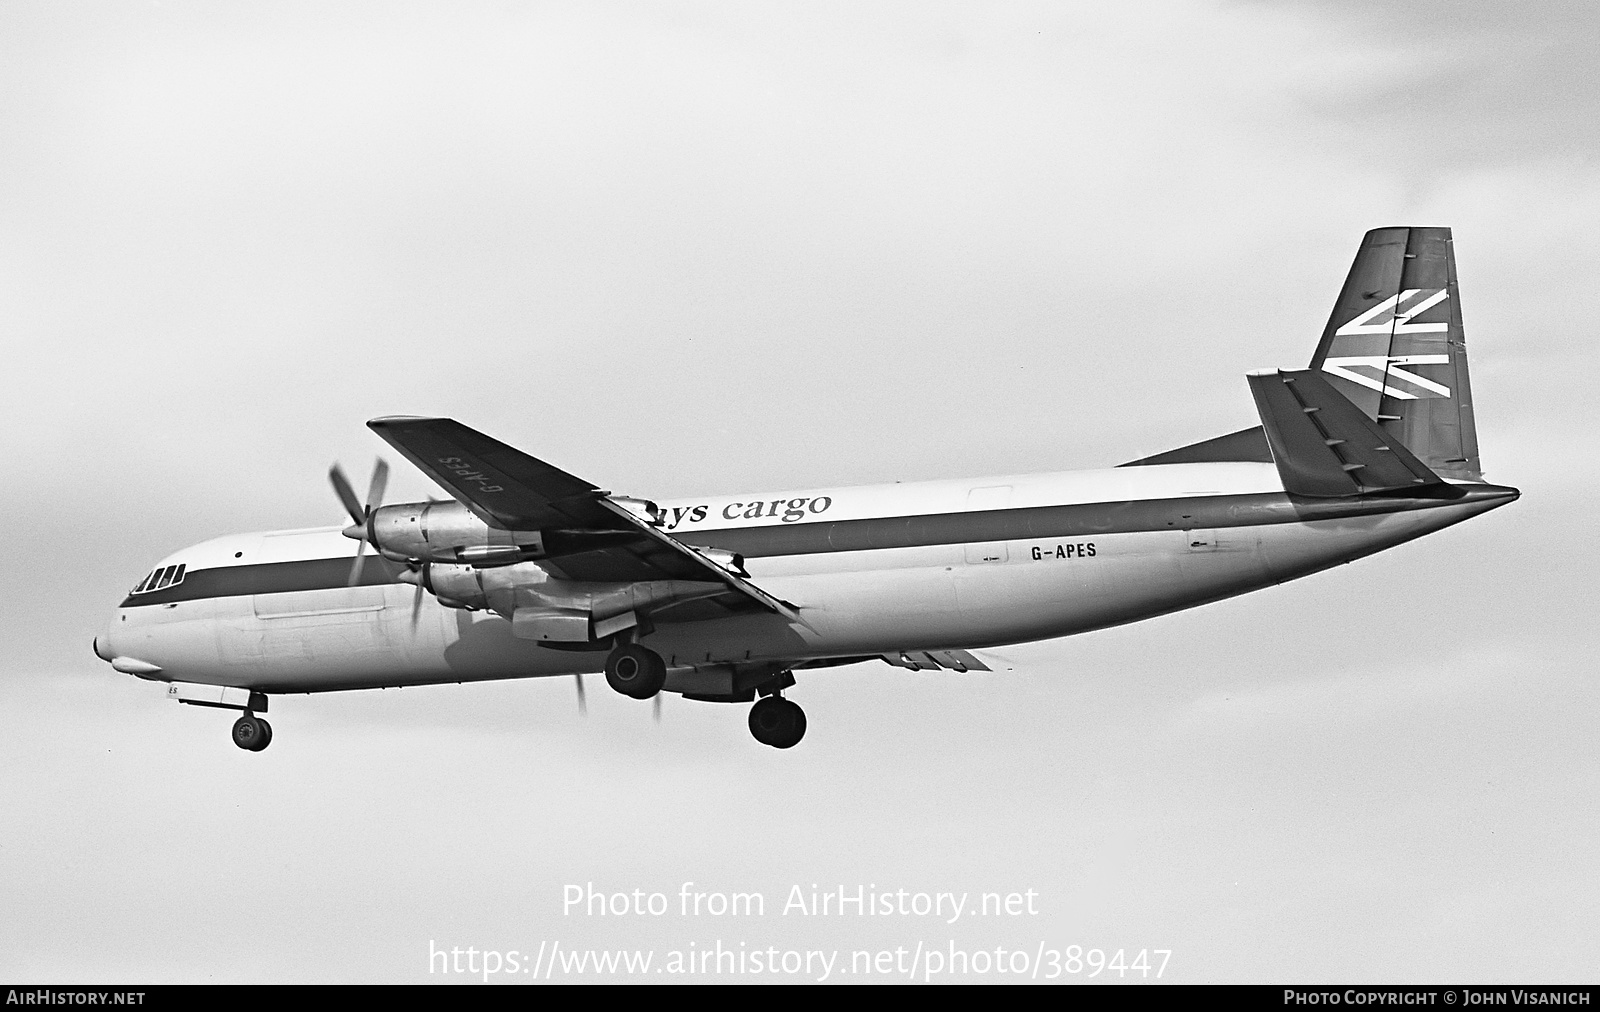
[408,564,427,628]
[653,692,662,723]
[574,674,587,716]
[329,458,389,587]
[391,561,436,630]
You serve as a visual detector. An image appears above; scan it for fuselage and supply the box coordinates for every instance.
[98,461,1518,694]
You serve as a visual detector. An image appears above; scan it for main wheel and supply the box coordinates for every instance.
[232,714,269,751]
[748,696,806,749]
[604,644,667,700]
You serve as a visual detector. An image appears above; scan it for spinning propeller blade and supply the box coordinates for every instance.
[328,464,364,526]
[410,570,426,628]
[365,459,388,518]
[329,458,390,587]
[348,542,370,587]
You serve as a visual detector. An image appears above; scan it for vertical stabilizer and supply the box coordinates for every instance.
[1310,227,1481,480]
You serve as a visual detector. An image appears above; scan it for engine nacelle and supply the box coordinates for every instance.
[367,500,543,566]
[362,499,647,568]
[404,562,729,643]
[403,559,540,613]
[692,546,748,578]
[610,496,663,526]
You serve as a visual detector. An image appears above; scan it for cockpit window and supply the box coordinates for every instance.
[131,563,185,595]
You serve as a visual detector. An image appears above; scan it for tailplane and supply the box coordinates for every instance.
[1247,368,1450,498]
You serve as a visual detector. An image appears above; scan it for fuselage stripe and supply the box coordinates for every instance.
[119,490,1487,608]
[119,555,403,608]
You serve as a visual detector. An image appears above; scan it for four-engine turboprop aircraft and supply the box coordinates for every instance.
[95,228,1518,750]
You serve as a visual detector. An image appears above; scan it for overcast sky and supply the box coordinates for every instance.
[3,0,1597,983]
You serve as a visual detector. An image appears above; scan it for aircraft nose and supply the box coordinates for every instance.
[93,615,117,662]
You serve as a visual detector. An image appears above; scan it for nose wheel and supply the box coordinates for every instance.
[232,713,273,752]
[748,696,806,749]
[605,644,667,700]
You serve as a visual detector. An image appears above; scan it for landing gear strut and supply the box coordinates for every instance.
[605,643,667,700]
[231,712,273,752]
[748,695,806,749]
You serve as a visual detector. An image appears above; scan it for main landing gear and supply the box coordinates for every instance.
[602,643,806,748]
[231,712,273,752]
[748,695,806,749]
[604,643,667,700]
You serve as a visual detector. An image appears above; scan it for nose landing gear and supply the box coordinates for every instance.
[748,695,806,749]
[231,712,273,752]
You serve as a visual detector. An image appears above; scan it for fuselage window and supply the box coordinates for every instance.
[132,563,186,595]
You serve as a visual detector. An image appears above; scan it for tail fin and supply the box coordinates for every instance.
[1310,227,1481,480]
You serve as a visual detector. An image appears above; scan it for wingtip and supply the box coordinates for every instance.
[367,415,444,428]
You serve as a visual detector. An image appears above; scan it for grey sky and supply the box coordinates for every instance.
[2,1,1594,982]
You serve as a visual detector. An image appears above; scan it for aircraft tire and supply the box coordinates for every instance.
[605,644,667,700]
[232,714,268,751]
[748,697,806,749]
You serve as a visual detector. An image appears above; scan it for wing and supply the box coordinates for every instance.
[366,416,800,619]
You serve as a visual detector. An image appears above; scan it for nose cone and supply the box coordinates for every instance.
[93,614,117,662]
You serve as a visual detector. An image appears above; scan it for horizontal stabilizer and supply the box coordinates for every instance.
[1248,369,1447,498]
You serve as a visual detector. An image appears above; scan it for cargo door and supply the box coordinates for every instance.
[252,530,390,619]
